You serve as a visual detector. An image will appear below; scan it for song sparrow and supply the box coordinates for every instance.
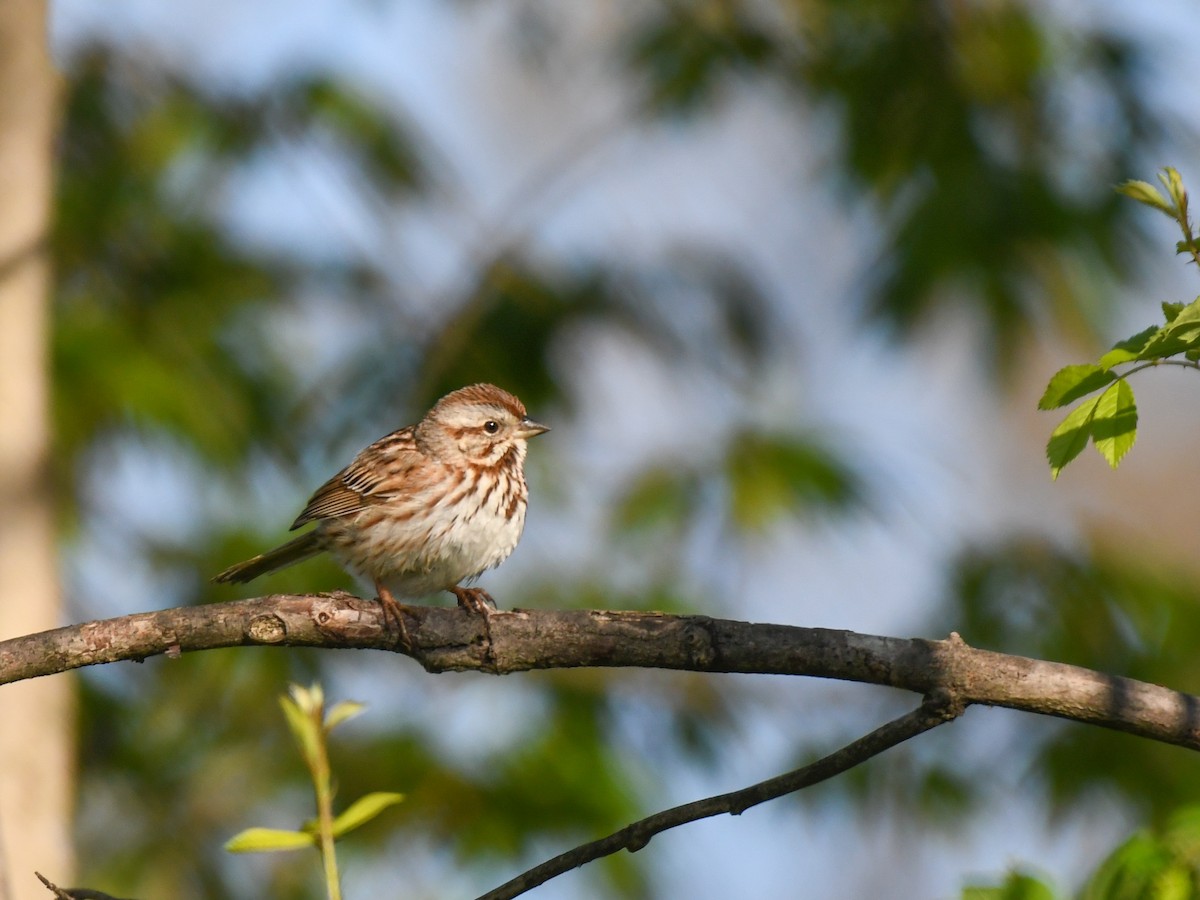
[214,383,549,628]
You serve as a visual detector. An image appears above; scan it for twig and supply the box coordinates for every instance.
[478,694,962,900]
[34,872,134,900]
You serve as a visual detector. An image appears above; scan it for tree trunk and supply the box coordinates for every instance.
[0,3,71,898]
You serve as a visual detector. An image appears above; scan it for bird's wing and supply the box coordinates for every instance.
[290,426,421,529]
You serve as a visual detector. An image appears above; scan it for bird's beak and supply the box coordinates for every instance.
[517,418,550,439]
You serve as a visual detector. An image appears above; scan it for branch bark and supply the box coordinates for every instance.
[2,593,1198,750]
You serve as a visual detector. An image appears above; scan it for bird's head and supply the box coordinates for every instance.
[418,383,549,467]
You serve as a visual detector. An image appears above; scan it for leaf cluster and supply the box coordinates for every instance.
[1041,168,1200,478]
[966,804,1200,899]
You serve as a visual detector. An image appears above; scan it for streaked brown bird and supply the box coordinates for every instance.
[214,383,549,627]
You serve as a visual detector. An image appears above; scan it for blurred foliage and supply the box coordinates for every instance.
[417,257,613,411]
[937,539,1200,820]
[824,730,980,825]
[629,1,777,113]
[53,53,288,469]
[42,0,1188,896]
[963,871,1058,900]
[294,77,424,194]
[725,431,861,528]
[53,51,422,478]
[616,429,860,537]
[626,0,1161,366]
[417,247,778,411]
[965,804,1200,899]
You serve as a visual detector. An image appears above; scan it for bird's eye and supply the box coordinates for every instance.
[483,420,500,434]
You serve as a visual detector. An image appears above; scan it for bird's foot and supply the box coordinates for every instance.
[451,586,497,615]
[375,583,414,650]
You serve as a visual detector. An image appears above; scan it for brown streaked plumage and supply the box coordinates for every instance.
[214,384,549,632]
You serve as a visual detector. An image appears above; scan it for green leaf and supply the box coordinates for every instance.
[1165,805,1200,856]
[1083,832,1172,900]
[224,827,316,853]
[1116,179,1173,215]
[330,792,406,838]
[1038,365,1115,410]
[1098,326,1160,368]
[1140,330,1200,360]
[279,693,320,769]
[289,682,324,713]
[325,700,366,733]
[1152,866,1194,900]
[1176,239,1200,259]
[1162,302,1186,323]
[1097,348,1139,369]
[1046,396,1101,480]
[1136,298,1200,360]
[1076,808,1200,900]
[1091,381,1137,470]
[1166,297,1200,327]
[962,871,1058,900]
[1159,166,1187,211]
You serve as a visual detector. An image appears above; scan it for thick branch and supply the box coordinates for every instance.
[2,593,1198,749]
[478,694,962,900]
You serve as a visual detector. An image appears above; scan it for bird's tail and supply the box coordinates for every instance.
[213,531,322,584]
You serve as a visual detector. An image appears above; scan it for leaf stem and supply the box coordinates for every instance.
[1118,359,1200,379]
[309,703,342,900]
[1177,211,1200,269]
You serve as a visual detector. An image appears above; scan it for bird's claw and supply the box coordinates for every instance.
[375,583,414,651]
[451,586,497,615]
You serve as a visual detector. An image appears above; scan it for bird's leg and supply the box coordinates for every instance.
[450,586,497,615]
[375,581,413,650]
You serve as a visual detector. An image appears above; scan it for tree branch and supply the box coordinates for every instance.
[2,593,1198,750]
[35,871,134,900]
[477,694,962,900]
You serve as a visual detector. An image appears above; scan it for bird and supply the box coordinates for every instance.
[214,383,549,632]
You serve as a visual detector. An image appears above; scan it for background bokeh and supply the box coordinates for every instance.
[28,0,1200,896]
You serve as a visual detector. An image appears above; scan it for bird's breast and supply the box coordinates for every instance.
[319,463,529,597]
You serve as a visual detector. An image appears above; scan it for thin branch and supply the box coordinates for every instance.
[35,873,134,900]
[2,594,1199,750]
[1117,359,1200,379]
[478,694,962,900]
